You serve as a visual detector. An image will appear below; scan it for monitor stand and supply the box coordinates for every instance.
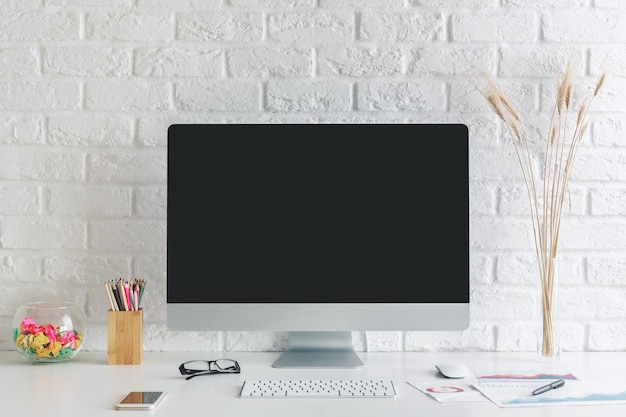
[272,331,364,369]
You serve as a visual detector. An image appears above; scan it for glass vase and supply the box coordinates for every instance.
[12,301,86,363]
[536,257,560,362]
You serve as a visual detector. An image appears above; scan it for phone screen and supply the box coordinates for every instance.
[116,391,166,410]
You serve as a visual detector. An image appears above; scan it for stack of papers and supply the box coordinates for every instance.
[408,370,626,407]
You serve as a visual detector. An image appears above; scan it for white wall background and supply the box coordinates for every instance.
[0,0,625,354]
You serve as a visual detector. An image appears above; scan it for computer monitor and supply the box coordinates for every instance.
[166,123,470,369]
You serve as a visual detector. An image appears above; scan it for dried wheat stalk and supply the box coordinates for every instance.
[475,59,606,357]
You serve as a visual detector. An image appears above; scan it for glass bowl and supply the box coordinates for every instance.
[12,302,86,363]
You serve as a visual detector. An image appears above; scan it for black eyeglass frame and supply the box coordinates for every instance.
[179,359,241,380]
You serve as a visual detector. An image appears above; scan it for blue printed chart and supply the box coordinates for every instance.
[471,372,626,408]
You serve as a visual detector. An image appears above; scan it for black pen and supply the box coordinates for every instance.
[532,379,565,395]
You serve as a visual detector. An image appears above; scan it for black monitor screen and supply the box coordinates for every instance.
[167,124,469,304]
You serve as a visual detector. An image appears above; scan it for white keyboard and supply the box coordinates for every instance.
[239,379,397,398]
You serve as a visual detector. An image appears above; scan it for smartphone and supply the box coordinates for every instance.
[115,391,166,410]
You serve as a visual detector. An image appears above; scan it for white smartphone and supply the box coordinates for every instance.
[115,391,166,411]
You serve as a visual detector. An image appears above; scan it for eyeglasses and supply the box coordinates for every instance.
[179,359,241,380]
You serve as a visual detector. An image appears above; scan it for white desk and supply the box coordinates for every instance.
[2,350,626,416]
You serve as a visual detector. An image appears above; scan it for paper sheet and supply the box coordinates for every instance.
[407,379,488,403]
[472,379,626,407]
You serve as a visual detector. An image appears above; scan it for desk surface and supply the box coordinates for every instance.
[2,350,626,416]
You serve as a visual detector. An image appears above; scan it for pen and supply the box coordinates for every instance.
[532,379,565,395]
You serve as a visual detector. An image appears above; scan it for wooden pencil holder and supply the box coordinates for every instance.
[107,309,143,365]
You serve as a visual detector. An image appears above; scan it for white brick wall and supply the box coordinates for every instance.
[1,1,625,354]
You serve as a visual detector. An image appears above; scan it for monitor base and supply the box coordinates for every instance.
[272,331,364,369]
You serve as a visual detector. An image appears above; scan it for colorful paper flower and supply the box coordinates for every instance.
[13,316,83,360]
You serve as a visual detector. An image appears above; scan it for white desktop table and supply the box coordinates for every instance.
[2,350,626,416]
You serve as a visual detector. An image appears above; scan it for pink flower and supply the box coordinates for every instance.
[43,325,57,343]
[20,317,36,334]
[60,331,76,348]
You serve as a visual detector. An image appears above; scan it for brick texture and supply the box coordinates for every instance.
[0,2,625,354]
